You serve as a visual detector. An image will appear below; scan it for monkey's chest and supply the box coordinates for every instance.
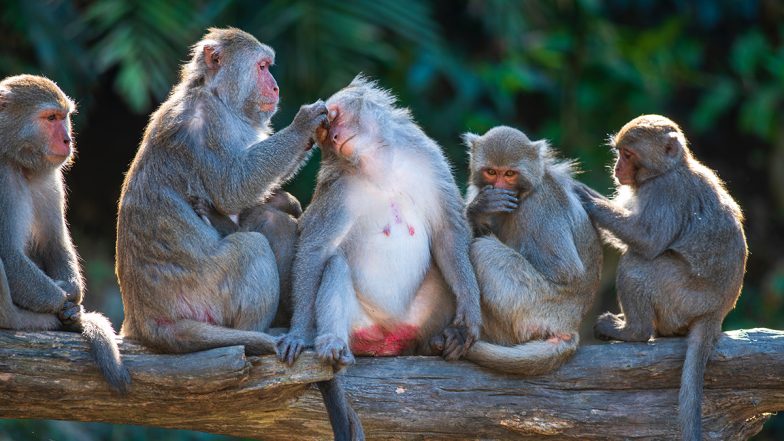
[346,197,432,320]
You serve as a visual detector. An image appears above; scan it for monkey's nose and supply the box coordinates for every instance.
[63,136,71,146]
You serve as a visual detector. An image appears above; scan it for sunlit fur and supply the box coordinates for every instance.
[581,114,748,441]
[0,74,129,393]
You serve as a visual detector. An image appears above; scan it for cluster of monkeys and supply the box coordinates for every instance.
[0,28,746,441]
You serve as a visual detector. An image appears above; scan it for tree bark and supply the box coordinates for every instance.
[1,328,783,440]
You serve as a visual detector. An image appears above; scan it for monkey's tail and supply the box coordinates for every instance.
[465,333,579,376]
[679,318,720,441]
[317,376,365,441]
[78,311,132,395]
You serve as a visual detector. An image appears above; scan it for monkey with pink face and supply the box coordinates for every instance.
[277,76,482,367]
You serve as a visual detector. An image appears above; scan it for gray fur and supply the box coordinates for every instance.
[0,74,130,394]
[462,126,602,375]
[576,114,747,441]
[116,28,326,355]
[277,75,482,365]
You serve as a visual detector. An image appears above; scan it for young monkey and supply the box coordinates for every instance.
[461,126,602,375]
[575,115,747,441]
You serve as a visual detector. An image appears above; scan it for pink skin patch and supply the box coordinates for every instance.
[547,333,573,344]
[155,317,175,327]
[383,224,391,237]
[407,224,415,236]
[176,293,218,325]
[350,324,419,356]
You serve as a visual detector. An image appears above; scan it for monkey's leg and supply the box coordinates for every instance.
[314,253,358,368]
[471,236,553,312]
[154,232,280,355]
[0,259,59,330]
[595,252,655,342]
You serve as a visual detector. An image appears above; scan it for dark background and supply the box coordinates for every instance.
[1,0,782,439]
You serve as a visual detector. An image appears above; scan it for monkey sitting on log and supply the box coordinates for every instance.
[0,74,130,393]
[458,126,602,375]
[575,114,747,441]
[276,75,483,367]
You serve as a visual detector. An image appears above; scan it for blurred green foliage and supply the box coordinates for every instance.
[0,0,783,439]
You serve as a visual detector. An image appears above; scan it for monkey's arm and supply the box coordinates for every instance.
[575,183,679,259]
[526,216,585,286]
[278,184,354,365]
[431,188,482,360]
[0,176,68,313]
[34,189,84,303]
[201,101,327,214]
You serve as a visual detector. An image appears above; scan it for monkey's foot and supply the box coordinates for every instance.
[594,312,627,341]
[58,301,82,326]
[440,325,476,361]
[594,312,652,342]
[276,333,306,366]
[315,333,355,369]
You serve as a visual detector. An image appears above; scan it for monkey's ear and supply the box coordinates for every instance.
[0,89,7,111]
[462,132,480,150]
[533,139,549,157]
[665,131,684,157]
[203,44,222,70]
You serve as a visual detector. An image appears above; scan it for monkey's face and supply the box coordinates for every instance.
[255,56,278,113]
[613,143,639,186]
[324,95,369,158]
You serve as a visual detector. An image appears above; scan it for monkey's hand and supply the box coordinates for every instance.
[468,186,519,216]
[573,182,607,211]
[440,306,481,361]
[58,301,83,327]
[292,100,329,150]
[276,333,306,366]
[188,195,213,220]
[315,333,355,370]
[55,279,83,304]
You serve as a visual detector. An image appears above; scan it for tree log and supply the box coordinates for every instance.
[1,328,783,440]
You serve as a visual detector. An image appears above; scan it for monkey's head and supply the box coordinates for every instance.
[0,74,76,172]
[321,75,411,159]
[463,126,548,198]
[610,114,690,187]
[187,28,279,127]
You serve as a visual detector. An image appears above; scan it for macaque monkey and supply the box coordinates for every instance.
[277,76,482,367]
[460,126,602,375]
[575,115,747,441]
[115,28,361,440]
[0,74,130,393]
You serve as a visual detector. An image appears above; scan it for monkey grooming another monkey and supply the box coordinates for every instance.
[459,126,602,375]
[116,29,363,440]
[0,74,130,393]
[575,115,747,441]
[116,27,325,357]
[277,75,482,368]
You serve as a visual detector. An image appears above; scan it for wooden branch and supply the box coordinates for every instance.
[1,329,783,440]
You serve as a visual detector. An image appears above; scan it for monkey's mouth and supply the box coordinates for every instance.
[259,101,277,112]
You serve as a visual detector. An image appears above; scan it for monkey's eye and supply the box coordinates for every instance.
[486,169,497,176]
[47,114,57,121]
[258,63,267,71]
[504,170,517,177]
[621,149,632,160]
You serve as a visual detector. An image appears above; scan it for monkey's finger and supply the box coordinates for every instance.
[338,350,355,368]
